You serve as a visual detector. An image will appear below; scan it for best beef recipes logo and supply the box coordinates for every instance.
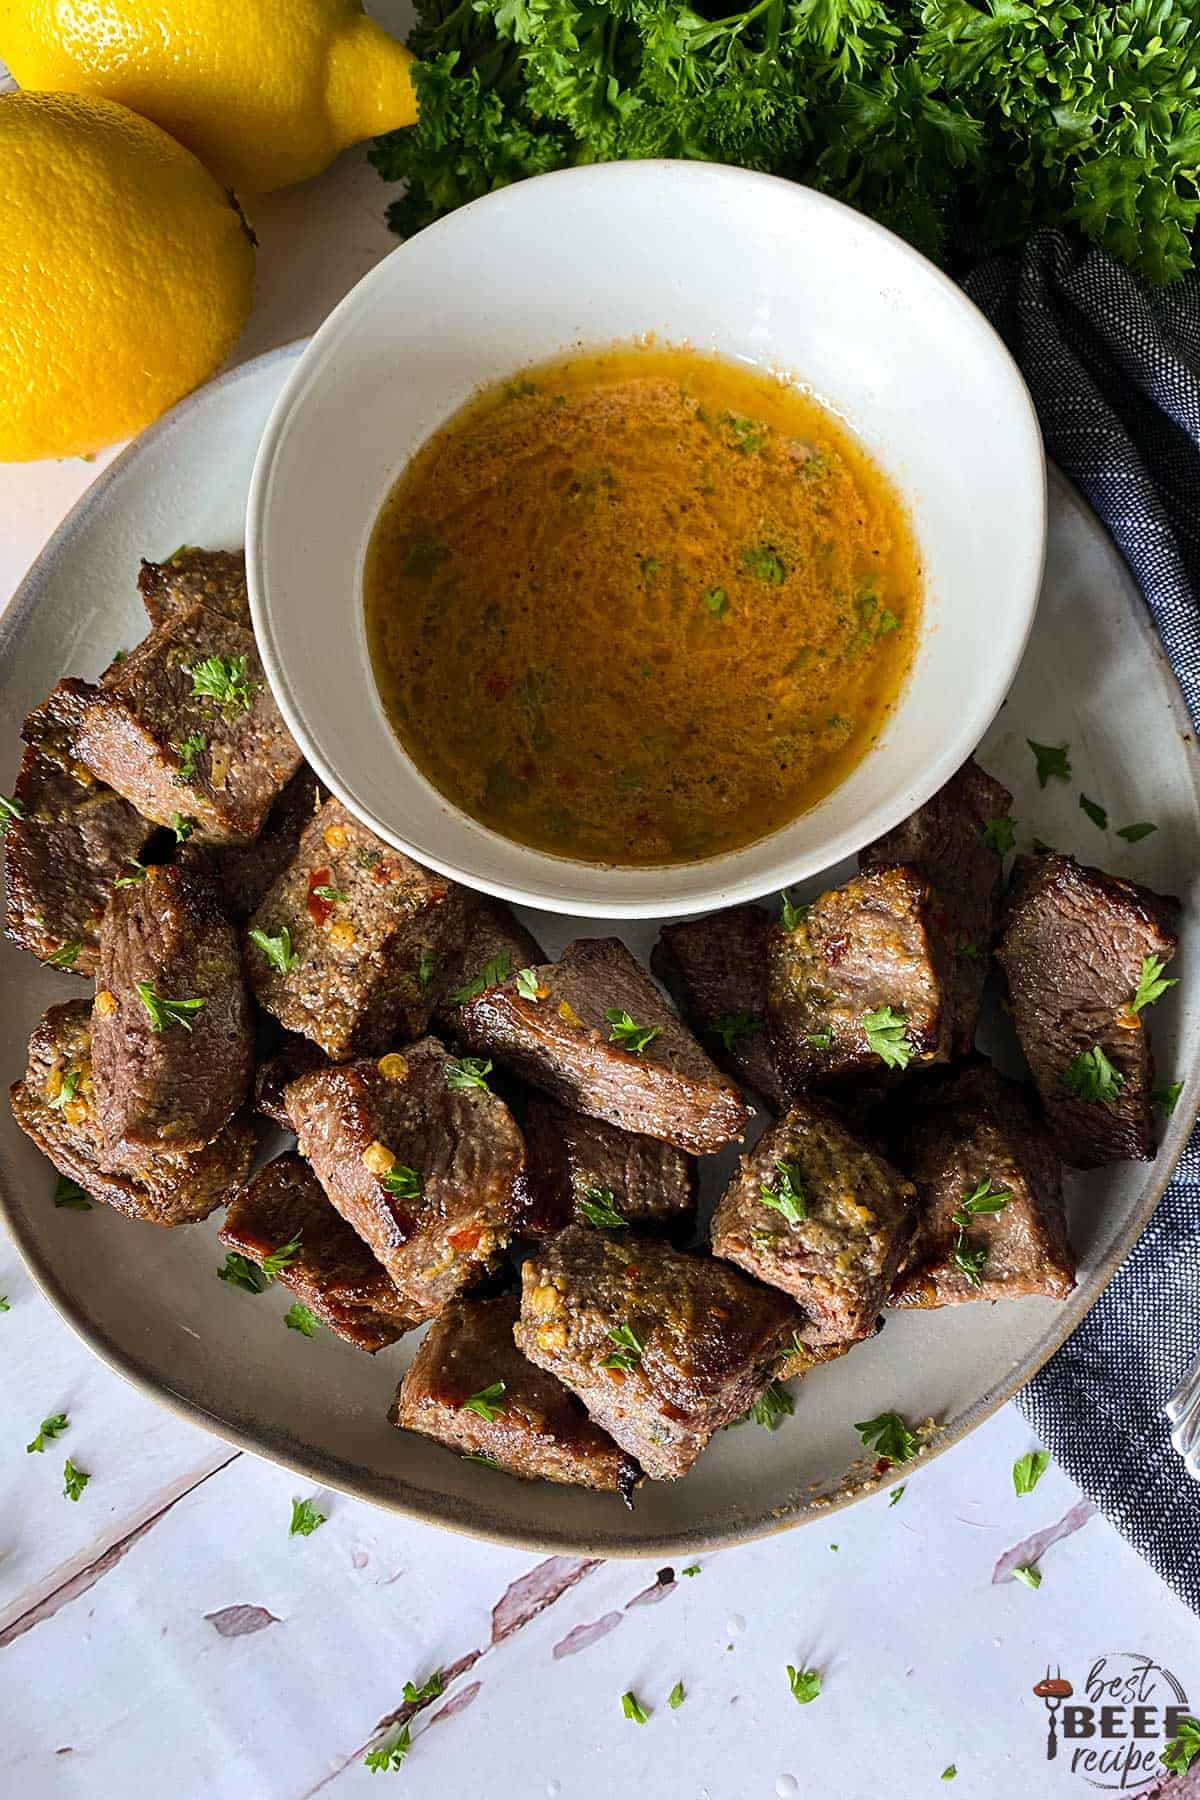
[1032,1654,1191,1788]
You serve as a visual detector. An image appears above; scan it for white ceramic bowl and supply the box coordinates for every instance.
[247,160,1045,917]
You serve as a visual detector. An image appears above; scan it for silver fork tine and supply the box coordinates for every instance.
[1165,1349,1200,1477]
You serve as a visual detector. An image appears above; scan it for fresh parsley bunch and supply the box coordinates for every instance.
[371,0,1200,282]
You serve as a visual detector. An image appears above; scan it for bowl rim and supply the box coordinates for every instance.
[246,159,1047,918]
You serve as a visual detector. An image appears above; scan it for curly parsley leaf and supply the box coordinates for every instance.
[284,1302,319,1338]
[577,1185,626,1229]
[862,1004,913,1070]
[63,1457,90,1502]
[27,1412,69,1454]
[606,1009,660,1055]
[855,1411,918,1464]
[217,1253,270,1294]
[787,1665,821,1705]
[760,1157,807,1225]
[289,1497,326,1538]
[249,925,296,975]
[1162,1715,1200,1777]
[1131,952,1177,1014]
[136,982,205,1033]
[603,1322,645,1371]
[461,1380,507,1422]
[1028,741,1071,788]
[188,653,256,711]
[364,1725,411,1772]
[1062,1043,1124,1101]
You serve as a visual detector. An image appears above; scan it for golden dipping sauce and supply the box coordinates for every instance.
[364,345,921,866]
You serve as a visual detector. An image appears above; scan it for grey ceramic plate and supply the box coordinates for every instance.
[1,345,1197,1557]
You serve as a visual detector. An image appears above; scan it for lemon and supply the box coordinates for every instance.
[0,93,256,463]
[0,0,419,194]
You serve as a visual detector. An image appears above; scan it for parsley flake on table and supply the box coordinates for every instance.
[1162,1715,1200,1776]
[855,1411,918,1464]
[760,1157,807,1225]
[284,1303,319,1337]
[0,792,26,833]
[382,1163,421,1198]
[1131,952,1177,1014]
[787,1665,821,1705]
[249,925,296,974]
[1028,740,1071,787]
[779,889,807,931]
[1079,792,1108,830]
[577,1186,626,1229]
[681,1563,700,1577]
[63,1457,90,1502]
[516,966,542,1001]
[461,1381,507,1422]
[1154,1082,1183,1113]
[445,1056,493,1093]
[603,1322,645,1371]
[172,730,208,784]
[606,1009,660,1055]
[27,1411,69,1454]
[668,1680,686,1709]
[43,939,82,968]
[54,1174,92,1210]
[1011,1562,1042,1589]
[1012,1449,1050,1495]
[136,981,205,1033]
[364,1725,411,1772]
[1117,821,1156,842]
[710,1009,761,1052]
[188,652,256,711]
[402,1672,443,1704]
[451,949,512,1004]
[621,1692,649,1724]
[289,1496,327,1538]
[1062,1044,1124,1101]
[889,1485,905,1505]
[862,1005,913,1070]
[983,816,1016,854]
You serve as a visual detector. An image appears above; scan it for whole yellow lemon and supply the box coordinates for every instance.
[0,0,419,194]
[0,92,256,463]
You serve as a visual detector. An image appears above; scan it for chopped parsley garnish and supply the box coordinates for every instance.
[807,1026,833,1048]
[0,1297,8,1313]
[311,884,349,903]
[983,816,1015,854]
[1011,1562,1042,1590]
[1079,792,1108,830]
[260,1236,302,1277]
[779,889,807,930]
[787,1665,821,1705]
[854,1411,918,1464]
[451,949,513,1003]
[445,1055,493,1093]
[703,586,729,617]
[603,1322,645,1371]
[862,1005,913,1070]
[462,1380,507,1422]
[172,730,207,784]
[113,857,149,887]
[889,1485,905,1506]
[1012,1449,1050,1495]
[1131,952,1177,1014]
[382,1163,421,1198]
[0,792,26,834]
[621,1692,649,1724]
[249,925,296,974]
[417,947,436,990]
[403,1672,443,1704]
[289,1497,327,1538]
[284,1302,319,1337]
[1027,740,1071,787]
[951,1238,989,1286]
[27,1412,69,1454]
[1162,1716,1200,1776]
[188,653,256,711]
[681,1563,700,1577]
[1116,821,1156,843]
[1154,1082,1183,1113]
[577,1186,626,1229]
[1062,1044,1124,1101]
[463,1450,498,1466]
[63,1458,90,1502]
[606,1009,661,1055]
[749,1380,795,1431]
[710,1009,761,1052]
[948,1178,1011,1287]
[721,411,767,453]
[741,542,787,583]
[759,1157,807,1225]
[217,1252,269,1294]
[668,1680,685,1710]
[171,811,195,842]
[54,1175,92,1210]
[48,1068,80,1113]
[43,939,82,968]
[516,966,541,1000]
[136,981,206,1033]
[942,1767,957,1781]
[364,1725,411,1772]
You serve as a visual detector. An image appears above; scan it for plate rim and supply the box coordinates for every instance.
[1,342,1197,1558]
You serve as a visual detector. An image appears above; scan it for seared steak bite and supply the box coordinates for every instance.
[432,893,545,1043]
[254,1032,331,1129]
[711,1097,916,1342]
[515,1226,800,1480]
[137,547,251,629]
[69,601,303,842]
[651,904,786,1105]
[997,853,1180,1167]
[247,797,469,1061]
[180,763,324,921]
[92,864,252,1156]
[392,1293,639,1495]
[766,865,955,1093]
[221,1155,417,1352]
[458,936,751,1154]
[4,682,153,975]
[286,1035,526,1321]
[519,1096,697,1239]
[859,757,1011,1054]
[10,1000,253,1225]
[885,1058,1074,1307]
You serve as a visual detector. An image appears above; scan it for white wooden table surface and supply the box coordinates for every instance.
[2,71,1200,1798]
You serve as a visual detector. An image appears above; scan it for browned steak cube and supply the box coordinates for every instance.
[10,1000,254,1225]
[766,865,955,1092]
[458,937,751,1154]
[515,1226,800,1480]
[247,798,468,1060]
[392,1294,639,1496]
[996,854,1180,1167]
[286,1035,526,1321]
[712,1097,915,1342]
[519,1095,696,1239]
[651,904,786,1105]
[884,1058,1074,1307]
[4,682,153,975]
[860,757,1012,1054]
[70,601,302,842]
[92,864,252,1156]
[254,1032,331,1129]
[432,893,545,1042]
[221,1154,417,1352]
[137,547,251,629]
[180,763,323,920]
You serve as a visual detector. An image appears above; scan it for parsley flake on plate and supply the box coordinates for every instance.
[217,1252,269,1294]
[136,981,205,1033]
[461,1381,507,1422]
[787,1665,821,1704]
[284,1303,319,1337]
[1131,952,1177,1014]
[577,1186,626,1229]
[445,1055,493,1093]
[63,1457,90,1502]
[621,1692,649,1724]
[54,1174,92,1210]
[760,1157,807,1225]
[862,1004,913,1070]
[603,1322,645,1371]
[1117,821,1156,843]
[27,1411,69,1454]
[364,1725,411,1772]
[1062,1044,1124,1101]
[289,1497,327,1538]
[983,816,1016,854]
[606,1009,660,1055]
[1028,740,1071,787]
[854,1411,918,1464]
[1154,1082,1183,1113]
[1012,1449,1050,1495]
[748,1381,795,1432]
[249,925,296,974]
[1079,792,1108,830]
